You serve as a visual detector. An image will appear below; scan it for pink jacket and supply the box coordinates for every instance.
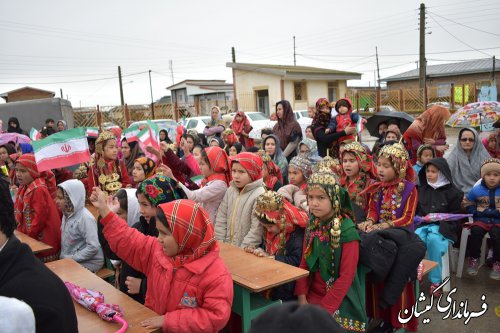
[100,212,234,332]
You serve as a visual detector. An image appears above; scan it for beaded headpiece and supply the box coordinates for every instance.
[377,142,411,208]
[255,190,285,223]
[95,130,116,155]
[93,130,121,195]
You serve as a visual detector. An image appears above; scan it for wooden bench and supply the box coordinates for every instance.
[96,267,114,280]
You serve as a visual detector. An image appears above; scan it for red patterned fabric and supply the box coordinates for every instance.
[263,158,283,190]
[16,154,56,198]
[231,111,254,148]
[230,152,263,181]
[202,146,231,187]
[264,199,308,255]
[158,200,216,268]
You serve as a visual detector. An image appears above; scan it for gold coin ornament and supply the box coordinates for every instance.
[98,174,107,185]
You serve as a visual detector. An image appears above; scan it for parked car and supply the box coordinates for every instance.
[129,119,178,143]
[102,122,121,131]
[182,116,211,135]
[378,105,399,112]
[221,112,236,125]
[294,110,312,137]
[243,112,276,140]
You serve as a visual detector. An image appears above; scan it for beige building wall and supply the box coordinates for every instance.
[234,69,281,111]
[305,80,328,109]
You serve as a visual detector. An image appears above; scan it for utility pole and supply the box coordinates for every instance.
[118,66,124,106]
[148,70,154,119]
[231,47,238,111]
[375,46,381,89]
[419,3,426,91]
[169,60,174,85]
[492,56,496,81]
[60,88,63,98]
[293,36,296,66]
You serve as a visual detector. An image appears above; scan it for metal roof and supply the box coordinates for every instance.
[226,62,361,80]
[383,58,500,82]
[0,86,55,98]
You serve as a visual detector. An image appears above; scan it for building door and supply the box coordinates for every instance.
[256,90,269,115]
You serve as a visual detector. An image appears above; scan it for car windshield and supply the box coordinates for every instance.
[247,113,268,121]
[200,117,211,125]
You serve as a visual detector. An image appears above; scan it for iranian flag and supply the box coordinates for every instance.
[123,124,141,143]
[137,120,160,151]
[86,127,99,138]
[356,116,365,134]
[29,127,41,141]
[32,127,91,172]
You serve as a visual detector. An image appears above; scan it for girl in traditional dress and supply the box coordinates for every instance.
[87,131,131,195]
[295,165,367,332]
[231,111,254,149]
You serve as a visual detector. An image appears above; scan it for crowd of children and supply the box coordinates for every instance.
[1,98,499,333]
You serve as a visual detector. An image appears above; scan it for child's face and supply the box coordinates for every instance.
[320,105,330,114]
[103,139,118,160]
[338,105,349,114]
[299,144,310,157]
[265,138,276,156]
[199,157,213,178]
[426,164,439,184]
[155,220,179,257]
[488,137,497,149]
[262,223,280,235]
[0,147,8,162]
[192,146,202,163]
[137,192,157,221]
[377,156,396,183]
[132,162,146,183]
[231,162,252,189]
[385,132,398,141]
[55,188,66,212]
[484,171,500,189]
[288,165,305,187]
[15,164,34,186]
[116,204,128,221]
[210,140,220,147]
[307,188,334,221]
[121,141,131,159]
[229,146,238,156]
[305,128,314,139]
[387,124,399,133]
[342,152,360,178]
[419,149,434,165]
[56,122,64,131]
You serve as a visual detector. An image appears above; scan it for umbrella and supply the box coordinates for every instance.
[365,110,415,137]
[414,213,472,226]
[0,132,31,146]
[65,281,128,333]
[447,101,500,128]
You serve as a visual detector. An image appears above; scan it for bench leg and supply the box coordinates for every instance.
[456,229,469,278]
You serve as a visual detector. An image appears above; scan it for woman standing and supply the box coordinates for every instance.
[403,105,451,163]
[446,128,491,194]
[273,100,302,161]
[231,111,254,149]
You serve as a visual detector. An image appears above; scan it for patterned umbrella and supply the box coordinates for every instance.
[0,132,31,145]
[447,101,500,128]
[414,213,472,226]
[65,282,128,333]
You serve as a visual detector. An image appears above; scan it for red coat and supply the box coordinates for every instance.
[100,212,233,333]
[16,185,61,260]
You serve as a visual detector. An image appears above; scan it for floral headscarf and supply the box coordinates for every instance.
[230,152,263,182]
[305,165,358,290]
[137,174,187,207]
[202,146,230,187]
[298,138,319,159]
[312,98,332,129]
[255,190,308,255]
[340,141,377,209]
[158,199,216,268]
[135,156,157,179]
[289,156,313,180]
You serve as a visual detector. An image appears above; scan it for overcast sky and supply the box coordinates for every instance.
[0,0,499,107]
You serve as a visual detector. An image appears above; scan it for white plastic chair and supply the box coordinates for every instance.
[456,218,491,278]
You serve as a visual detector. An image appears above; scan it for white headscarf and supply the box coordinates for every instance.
[124,188,140,227]
[428,170,450,189]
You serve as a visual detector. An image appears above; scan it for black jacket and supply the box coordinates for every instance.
[376,228,426,309]
[98,215,158,304]
[0,236,78,333]
[416,157,464,242]
[271,227,305,302]
[312,125,347,157]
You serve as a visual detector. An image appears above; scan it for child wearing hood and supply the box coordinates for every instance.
[56,179,104,272]
[325,98,363,144]
[415,158,463,295]
[90,190,233,332]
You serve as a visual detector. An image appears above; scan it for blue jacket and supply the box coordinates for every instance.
[465,180,500,224]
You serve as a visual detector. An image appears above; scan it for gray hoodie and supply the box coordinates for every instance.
[59,179,104,272]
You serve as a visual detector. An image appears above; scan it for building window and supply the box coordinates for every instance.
[328,82,337,102]
[294,81,307,101]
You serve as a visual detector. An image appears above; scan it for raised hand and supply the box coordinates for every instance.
[89,187,111,218]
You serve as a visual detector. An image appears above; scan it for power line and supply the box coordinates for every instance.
[428,14,492,57]
[0,70,149,85]
[427,10,500,38]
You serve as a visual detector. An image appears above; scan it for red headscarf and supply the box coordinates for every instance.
[15,154,57,225]
[230,152,263,181]
[262,156,283,190]
[158,200,216,268]
[403,105,451,147]
[202,146,231,187]
[231,111,252,136]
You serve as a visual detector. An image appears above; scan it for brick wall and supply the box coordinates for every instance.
[6,89,54,102]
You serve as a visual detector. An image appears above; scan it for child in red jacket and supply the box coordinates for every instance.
[90,189,234,333]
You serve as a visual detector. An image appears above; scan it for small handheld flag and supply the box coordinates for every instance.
[29,128,41,141]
